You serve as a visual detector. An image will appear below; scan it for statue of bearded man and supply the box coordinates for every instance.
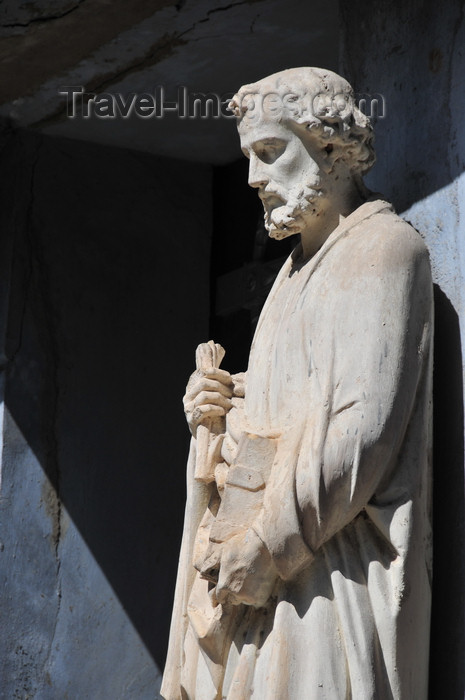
[161,67,433,700]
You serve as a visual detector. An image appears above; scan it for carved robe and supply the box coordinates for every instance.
[161,198,433,700]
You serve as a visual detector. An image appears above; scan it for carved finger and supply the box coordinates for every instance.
[188,378,233,400]
[202,368,234,386]
[194,391,232,411]
[199,547,222,583]
[183,370,204,403]
[215,583,231,606]
[231,372,246,398]
[216,565,245,606]
[199,378,233,397]
[191,404,226,426]
[184,369,233,405]
[195,341,225,373]
[183,387,196,406]
[183,399,194,415]
[183,383,200,406]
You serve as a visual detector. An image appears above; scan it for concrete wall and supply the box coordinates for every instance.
[340,2,465,696]
[0,128,211,698]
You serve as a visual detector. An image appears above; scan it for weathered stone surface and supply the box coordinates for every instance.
[163,68,433,699]
[0,0,338,163]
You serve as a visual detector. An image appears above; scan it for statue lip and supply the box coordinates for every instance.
[259,187,284,199]
[259,190,286,209]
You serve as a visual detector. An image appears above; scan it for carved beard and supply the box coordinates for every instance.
[261,184,324,240]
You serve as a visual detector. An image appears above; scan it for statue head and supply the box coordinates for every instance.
[229,67,375,241]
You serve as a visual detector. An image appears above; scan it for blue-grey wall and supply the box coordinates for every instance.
[0,129,211,699]
[2,2,464,695]
[341,2,465,696]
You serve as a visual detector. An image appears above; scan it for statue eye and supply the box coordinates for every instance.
[257,139,286,164]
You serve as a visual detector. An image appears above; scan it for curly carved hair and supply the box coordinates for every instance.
[229,67,375,178]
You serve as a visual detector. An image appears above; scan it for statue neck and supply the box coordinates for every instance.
[300,179,368,261]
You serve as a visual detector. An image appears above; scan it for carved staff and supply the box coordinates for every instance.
[194,340,225,483]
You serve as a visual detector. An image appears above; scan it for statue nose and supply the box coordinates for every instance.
[248,155,268,189]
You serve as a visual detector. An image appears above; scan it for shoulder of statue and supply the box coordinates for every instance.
[349,201,430,268]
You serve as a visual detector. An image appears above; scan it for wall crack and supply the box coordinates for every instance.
[31,0,266,129]
[1,1,86,29]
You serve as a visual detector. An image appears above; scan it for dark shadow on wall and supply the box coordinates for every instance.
[209,159,294,374]
[0,126,212,681]
[429,285,465,700]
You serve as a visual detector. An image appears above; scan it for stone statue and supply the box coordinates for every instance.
[161,68,433,700]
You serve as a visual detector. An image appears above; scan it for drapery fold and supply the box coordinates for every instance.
[162,199,433,700]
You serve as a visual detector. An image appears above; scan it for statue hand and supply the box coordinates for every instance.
[231,372,246,398]
[215,529,277,608]
[183,367,234,437]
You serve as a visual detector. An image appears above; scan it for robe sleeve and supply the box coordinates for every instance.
[253,225,433,581]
